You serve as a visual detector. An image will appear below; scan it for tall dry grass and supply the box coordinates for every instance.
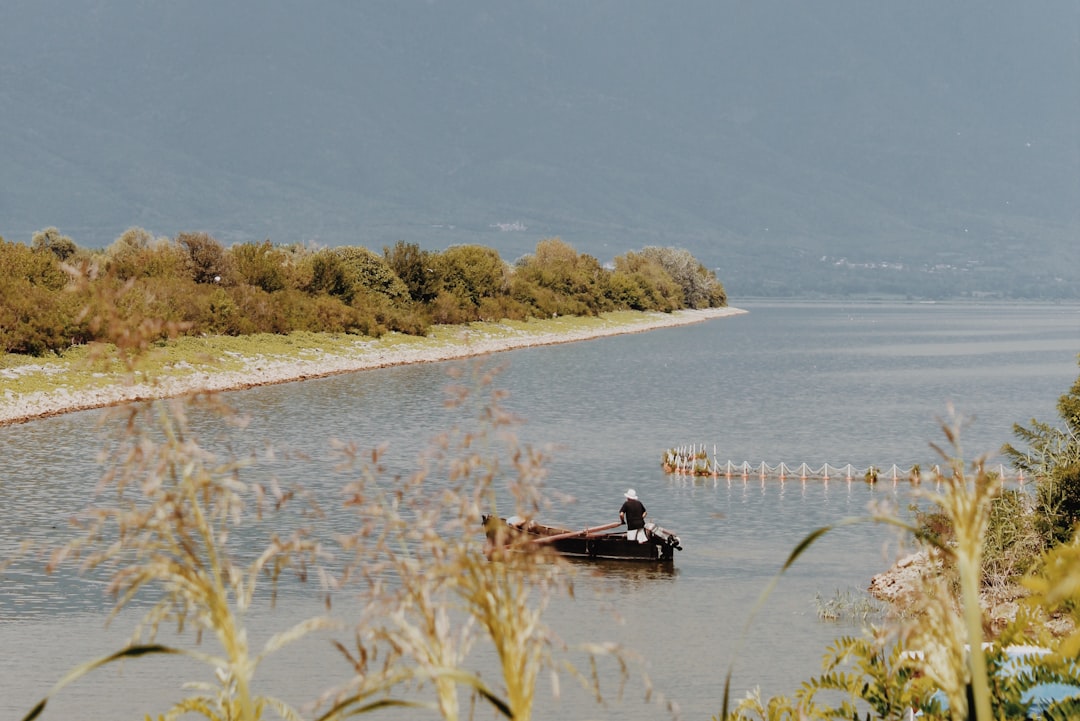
[720,408,1077,721]
[325,364,626,721]
[22,280,628,721]
[28,395,336,721]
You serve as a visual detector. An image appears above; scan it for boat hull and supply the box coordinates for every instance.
[547,532,677,562]
[485,516,682,562]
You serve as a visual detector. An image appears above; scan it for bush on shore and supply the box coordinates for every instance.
[0,229,727,356]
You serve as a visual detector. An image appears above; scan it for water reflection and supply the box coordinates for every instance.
[567,556,680,587]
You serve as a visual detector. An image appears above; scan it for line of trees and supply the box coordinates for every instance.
[0,227,727,356]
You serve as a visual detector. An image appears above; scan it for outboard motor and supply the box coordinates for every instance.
[644,522,682,552]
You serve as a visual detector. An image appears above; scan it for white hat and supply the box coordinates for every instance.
[624,488,638,500]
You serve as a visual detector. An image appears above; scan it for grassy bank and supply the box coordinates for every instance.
[0,308,745,426]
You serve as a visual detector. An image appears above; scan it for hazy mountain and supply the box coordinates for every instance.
[2,1,1078,298]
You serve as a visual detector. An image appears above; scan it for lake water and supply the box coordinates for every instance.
[1,301,1077,720]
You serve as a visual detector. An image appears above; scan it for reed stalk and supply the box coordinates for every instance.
[22,275,638,720]
[328,362,622,721]
[720,409,1008,720]
[31,395,336,721]
[908,413,998,721]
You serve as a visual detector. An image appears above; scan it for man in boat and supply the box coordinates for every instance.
[619,488,648,543]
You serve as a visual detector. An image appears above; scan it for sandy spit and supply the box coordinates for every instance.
[0,307,746,427]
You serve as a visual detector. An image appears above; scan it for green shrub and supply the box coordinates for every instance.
[334,245,411,305]
[430,289,476,325]
[638,245,727,308]
[230,240,289,293]
[307,293,362,333]
[0,279,74,354]
[477,294,530,323]
[912,505,954,549]
[1004,362,1080,545]
[983,488,1044,589]
[611,252,683,311]
[433,245,508,310]
[302,248,352,300]
[268,287,327,332]
[606,269,651,311]
[508,276,573,318]
[512,238,613,315]
[31,226,77,261]
[0,238,69,290]
[177,231,233,285]
[384,240,440,303]
[106,230,187,280]
[379,304,432,336]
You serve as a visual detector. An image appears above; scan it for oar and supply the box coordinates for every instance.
[531,521,622,545]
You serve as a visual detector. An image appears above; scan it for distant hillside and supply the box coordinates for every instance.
[2,1,1077,298]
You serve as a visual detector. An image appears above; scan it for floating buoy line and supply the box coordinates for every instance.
[663,444,1030,483]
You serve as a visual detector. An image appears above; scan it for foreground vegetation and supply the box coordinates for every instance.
[721,362,1080,720]
[0,226,726,356]
[22,321,632,720]
[20,346,1076,720]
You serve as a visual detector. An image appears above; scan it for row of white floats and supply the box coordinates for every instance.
[663,445,1029,482]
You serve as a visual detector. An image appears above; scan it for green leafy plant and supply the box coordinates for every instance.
[797,635,923,720]
[1004,362,1080,546]
[723,384,1080,720]
[718,410,1010,721]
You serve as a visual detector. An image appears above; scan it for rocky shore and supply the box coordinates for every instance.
[869,550,1074,638]
[1,306,746,427]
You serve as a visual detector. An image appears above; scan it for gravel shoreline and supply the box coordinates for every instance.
[1,307,746,427]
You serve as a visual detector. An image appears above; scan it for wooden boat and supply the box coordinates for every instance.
[484,515,682,562]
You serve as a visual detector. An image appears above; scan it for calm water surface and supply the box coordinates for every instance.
[1,301,1077,720]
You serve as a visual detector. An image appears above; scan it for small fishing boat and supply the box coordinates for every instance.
[484,515,682,562]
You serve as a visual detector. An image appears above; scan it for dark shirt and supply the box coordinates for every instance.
[619,498,647,530]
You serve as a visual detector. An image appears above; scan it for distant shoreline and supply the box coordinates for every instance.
[0,307,746,427]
